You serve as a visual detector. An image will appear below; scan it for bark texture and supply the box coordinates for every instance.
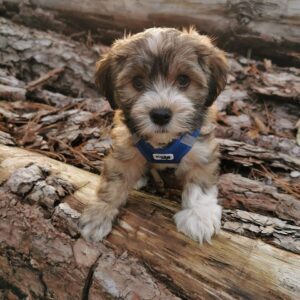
[0,145,299,300]
[219,173,300,226]
[2,0,300,66]
[219,138,300,171]
[0,166,179,300]
[0,17,103,98]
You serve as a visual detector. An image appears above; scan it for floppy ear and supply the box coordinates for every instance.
[205,47,228,107]
[185,28,229,107]
[95,54,118,109]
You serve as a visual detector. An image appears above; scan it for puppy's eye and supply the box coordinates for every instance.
[177,75,190,89]
[132,76,144,91]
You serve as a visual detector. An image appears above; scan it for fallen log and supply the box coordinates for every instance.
[1,15,299,108]
[3,0,300,67]
[0,138,298,225]
[0,145,299,299]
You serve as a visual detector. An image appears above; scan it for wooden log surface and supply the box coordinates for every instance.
[1,145,300,299]
[3,0,300,67]
[0,189,178,300]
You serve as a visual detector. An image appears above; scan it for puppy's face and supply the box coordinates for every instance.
[96,28,228,146]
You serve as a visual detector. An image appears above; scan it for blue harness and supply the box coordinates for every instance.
[134,129,200,164]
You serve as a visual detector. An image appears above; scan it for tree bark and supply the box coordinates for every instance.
[0,17,103,98]
[219,173,300,226]
[222,209,300,254]
[219,138,300,172]
[0,190,178,300]
[0,145,299,299]
[3,0,300,67]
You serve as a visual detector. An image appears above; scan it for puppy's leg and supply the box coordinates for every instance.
[80,148,146,242]
[174,140,221,243]
[174,183,221,243]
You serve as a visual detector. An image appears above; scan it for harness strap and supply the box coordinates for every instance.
[134,129,200,164]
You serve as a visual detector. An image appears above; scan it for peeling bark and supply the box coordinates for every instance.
[219,138,300,171]
[219,173,300,226]
[223,209,300,254]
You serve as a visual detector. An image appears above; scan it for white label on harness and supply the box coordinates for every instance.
[153,153,174,160]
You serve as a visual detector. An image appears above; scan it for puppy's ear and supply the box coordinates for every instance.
[95,54,118,109]
[205,47,228,107]
[187,28,228,107]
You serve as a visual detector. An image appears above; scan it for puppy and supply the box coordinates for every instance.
[80,27,228,244]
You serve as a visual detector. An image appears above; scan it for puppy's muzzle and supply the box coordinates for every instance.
[150,108,172,126]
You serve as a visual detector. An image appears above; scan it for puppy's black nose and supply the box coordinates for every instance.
[150,108,172,125]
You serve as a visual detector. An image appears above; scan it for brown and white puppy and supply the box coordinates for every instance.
[80,27,228,243]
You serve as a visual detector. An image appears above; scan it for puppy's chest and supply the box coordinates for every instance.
[148,164,182,192]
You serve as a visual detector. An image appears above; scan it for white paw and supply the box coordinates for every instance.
[175,184,222,243]
[80,202,119,242]
[174,204,222,243]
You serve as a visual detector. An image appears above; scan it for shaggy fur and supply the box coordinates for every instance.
[80,27,228,244]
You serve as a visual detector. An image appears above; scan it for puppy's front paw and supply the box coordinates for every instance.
[80,202,119,242]
[174,203,222,244]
